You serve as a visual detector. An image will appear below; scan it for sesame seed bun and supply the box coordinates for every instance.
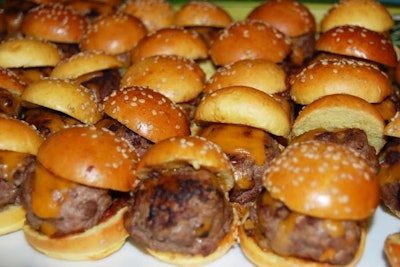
[0,67,27,117]
[265,140,379,220]
[21,78,103,125]
[130,27,208,62]
[67,0,116,19]
[174,1,233,28]
[0,38,61,68]
[291,94,385,153]
[103,86,190,143]
[23,205,129,260]
[315,25,397,67]
[37,126,138,191]
[290,57,392,105]
[80,12,147,58]
[247,0,316,37]
[0,68,26,96]
[21,3,88,44]
[195,86,291,137]
[209,20,291,66]
[204,59,287,95]
[50,51,122,80]
[384,232,400,267]
[119,0,174,33]
[384,112,400,138]
[320,0,394,33]
[120,55,205,103]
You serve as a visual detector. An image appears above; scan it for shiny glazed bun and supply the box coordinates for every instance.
[119,0,174,32]
[290,57,392,104]
[21,3,88,44]
[291,94,385,153]
[204,58,287,95]
[37,126,138,191]
[320,0,394,33]
[247,0,316,37]
[130,27,208,62]
[103,86,190,143]
[0,67,26,118]
[120,54,205,103]
[0,38,61,68]
[209,19,291,66]
[315,25,397,67]
[384,112,400,138]
[385,232,400,267]
[195,86,291,137]
[21,78,103,125]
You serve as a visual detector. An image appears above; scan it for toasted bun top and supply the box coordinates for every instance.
[320,0,394,33]
[103,86,190,142]
[50,51,123,80]
[291,94,385,152]
[290,57,392,104]
[80,12,147,55]
[195,86,291,137]
[0,116,43,155]
[21,78,103,125]
[119,0,174,32]
[137,135,234,193]
[120,54,205,103]
[21,3,88,43]
[315,25,397,67]
[174,1,233,28]
[384,232,400,267]
[0,38,61,68]
[384,112,400,138]
[67,0,116,19]
[37,126,138,191]
[265,140,379,220]
[130,27,208,62]
[247,0,316,37]
[0,68,26,95]
[209,19,291,66]
[204,59,287,95]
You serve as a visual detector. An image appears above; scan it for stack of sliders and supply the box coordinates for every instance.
[0,0,398,266]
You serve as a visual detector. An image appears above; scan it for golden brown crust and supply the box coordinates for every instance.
[209,20,291,66]
[103,86,190,142]
[320,0,394,33]
[0,205,26,235]
[385,232,400,267]
[384,112,400,138]
[204,58,287,95]
[23,206,129,261]
[37,126,138,191]
[247,0,316,37]
[315,25,397,67]
[0,68,26,95]
[291,94,386,153]
[130,27,208,62]
[290,57,392,104]
[120,55,205,103]
[195,86,291,137]
[137,135,234,193]
[21,3,88,43]
[265,140,379,220]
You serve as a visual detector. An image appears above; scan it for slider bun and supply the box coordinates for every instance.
[21,78,103,125]
[291,94,385,153]
[290,57,392,104]
[204,59,287,95]
[320,0,394,33]
[21,3,88,44]
[130,27,208,62]
[195,86,291,137]
[37,126,138,191]
[103,86,190,142]
[0,38,61,68]
[120,55,205,103]
[23,206,129,261]
[209,20,291,66]
[0,205,26,235]
[315,25,397,67]
[50,51,122,80]
[384,232,400,267]
[265,140,379,220]
[0,68,26,96]
[384,112,400,138]
[137,136,234,193]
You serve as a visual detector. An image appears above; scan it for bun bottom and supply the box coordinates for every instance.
[0,205,26,235]
[23,206,129,261]
[146,208,238,267]
[238,223,365,267]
